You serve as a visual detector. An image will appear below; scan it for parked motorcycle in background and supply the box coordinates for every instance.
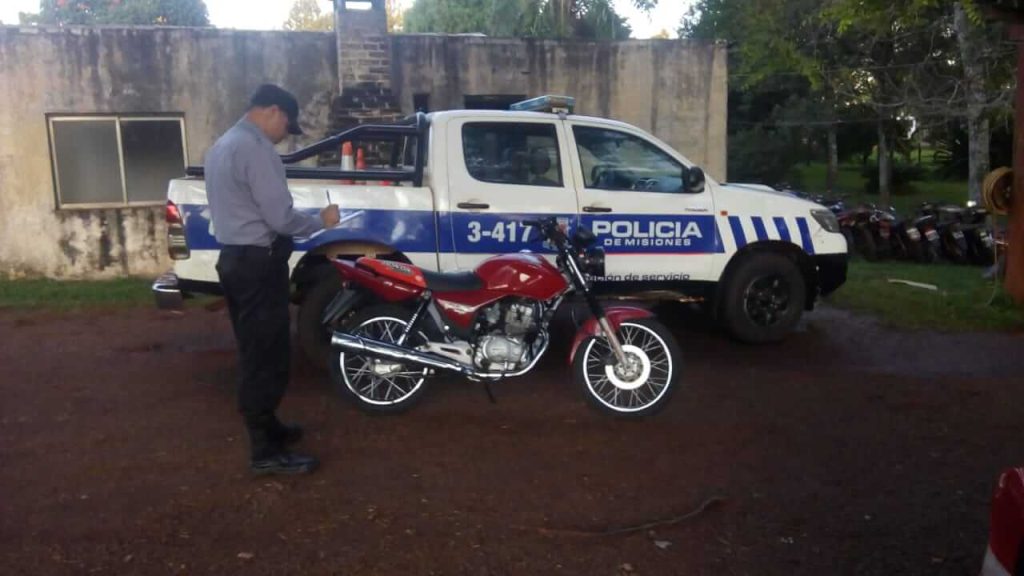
[959,202,996,266]
[799,191,994,267]
[837,203,882,261]
[919,202,970,264]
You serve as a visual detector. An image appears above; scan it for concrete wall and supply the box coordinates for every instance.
[390,36,728,181]
[0,26,337,278]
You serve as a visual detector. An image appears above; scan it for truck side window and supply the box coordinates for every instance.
[462,122,562,187]
[573,126,687,193]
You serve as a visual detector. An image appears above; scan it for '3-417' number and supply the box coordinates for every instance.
[467,221,533,243]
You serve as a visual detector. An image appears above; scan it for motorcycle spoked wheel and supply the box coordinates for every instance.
[855,226,879,261]
[886,233,906,260]
[915,233,940,263]
[968,237,995,266]
[902,237,926,262]
[331,305,433,414]
[574,318,682,418]
[942,235,969,264]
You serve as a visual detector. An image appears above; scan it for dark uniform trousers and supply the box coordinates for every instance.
[215,236,294,458]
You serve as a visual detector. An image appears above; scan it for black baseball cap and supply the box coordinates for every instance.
[249,83,303,135]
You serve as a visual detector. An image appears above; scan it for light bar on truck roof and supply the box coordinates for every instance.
[510,95,575,114]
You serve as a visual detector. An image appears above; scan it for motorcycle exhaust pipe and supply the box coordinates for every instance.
[330,331,477,377]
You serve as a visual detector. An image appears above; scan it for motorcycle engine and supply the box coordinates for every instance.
[473,299,543,370]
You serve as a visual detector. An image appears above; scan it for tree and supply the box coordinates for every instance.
[403,0,490,34]
[951,2,1013,201]
[651,28,670,39]
[283,0,333,31]
[21,0,209,26]
[684,0,1011,204]
[386,0,405,32]
[403,0,654,39]
[682,0,858,192]
[823,0,1012,204]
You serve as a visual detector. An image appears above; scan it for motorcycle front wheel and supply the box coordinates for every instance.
[330,304,432,415]
[574,319,682,418]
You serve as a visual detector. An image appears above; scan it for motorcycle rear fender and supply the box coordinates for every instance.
[568,306,654,366]
[329,258,424,302]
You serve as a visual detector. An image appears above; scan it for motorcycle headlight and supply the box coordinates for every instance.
[811,209,841,233]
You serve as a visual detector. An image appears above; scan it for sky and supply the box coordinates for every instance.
[1,0,694,38]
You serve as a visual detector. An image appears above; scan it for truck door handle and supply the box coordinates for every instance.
[583,205,613,213]
[457,202,490,210]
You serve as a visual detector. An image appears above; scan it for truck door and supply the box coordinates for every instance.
[445,118,578,270]
[566,122,720,284]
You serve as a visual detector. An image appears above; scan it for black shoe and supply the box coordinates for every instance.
[250,451,319,476]
[270,421,304,446]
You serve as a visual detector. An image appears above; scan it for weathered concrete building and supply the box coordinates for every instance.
[0,0,726,279]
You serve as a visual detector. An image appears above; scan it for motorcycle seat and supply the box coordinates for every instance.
[420,269,485,292]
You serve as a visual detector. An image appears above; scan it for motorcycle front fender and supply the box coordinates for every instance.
[567,306,654,366]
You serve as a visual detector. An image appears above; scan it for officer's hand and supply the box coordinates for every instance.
[321,204,341,228]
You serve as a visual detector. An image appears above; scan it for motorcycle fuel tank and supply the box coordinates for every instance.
[473,253,568,301]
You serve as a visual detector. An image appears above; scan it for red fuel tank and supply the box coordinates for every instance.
[473,253,568,301]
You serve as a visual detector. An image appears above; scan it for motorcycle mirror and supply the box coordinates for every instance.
[573,225,597,247]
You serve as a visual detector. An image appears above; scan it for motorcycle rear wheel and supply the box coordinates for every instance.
[942,236,969,264]
[574,319,682,418]
[855,227,879,261]
[331,304,432,415]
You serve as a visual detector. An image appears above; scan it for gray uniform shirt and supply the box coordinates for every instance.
[205,117,321,247]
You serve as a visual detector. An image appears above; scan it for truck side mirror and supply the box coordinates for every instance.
[683,166,705,194]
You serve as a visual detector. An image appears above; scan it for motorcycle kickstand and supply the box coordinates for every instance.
[482,380,497,404]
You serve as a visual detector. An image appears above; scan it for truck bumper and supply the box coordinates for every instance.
[152,271,184,310]
[153,271,224,310]
[814,254,847,296]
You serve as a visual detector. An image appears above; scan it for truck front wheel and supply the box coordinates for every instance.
[720,253,806,344]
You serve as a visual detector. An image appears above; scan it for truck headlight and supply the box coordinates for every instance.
[811,209,840,233]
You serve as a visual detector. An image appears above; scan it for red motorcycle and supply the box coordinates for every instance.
[324,217,682,417]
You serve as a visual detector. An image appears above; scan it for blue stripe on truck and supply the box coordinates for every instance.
[180,205,439,253]
[772,217,791,243]
[751,216,769,241]
[179,205,726,256]
[796,217,815,255]
[728,216,747,248]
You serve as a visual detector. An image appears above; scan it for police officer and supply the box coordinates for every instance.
[205,84,340,475]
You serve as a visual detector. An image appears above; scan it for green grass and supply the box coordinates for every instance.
[0,278,155,310]
[825,260,1024,332]
[793,162,968,215]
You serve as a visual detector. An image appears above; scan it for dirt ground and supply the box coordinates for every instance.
[1,301,1022,576]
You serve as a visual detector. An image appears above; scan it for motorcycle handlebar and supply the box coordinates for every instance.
[521,217,569,248]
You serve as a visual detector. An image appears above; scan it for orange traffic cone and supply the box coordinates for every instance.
[355,147,367,185]
[339,142,354,185]
[980,467,1024,576]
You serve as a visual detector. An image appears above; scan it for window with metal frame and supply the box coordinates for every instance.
[462,122,562,188]
[48,115,188,209]
[573,126,688,193]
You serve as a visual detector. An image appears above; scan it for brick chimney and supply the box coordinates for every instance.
[330,0,403,137]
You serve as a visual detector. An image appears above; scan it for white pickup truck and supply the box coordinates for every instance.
[154,96,847,366]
